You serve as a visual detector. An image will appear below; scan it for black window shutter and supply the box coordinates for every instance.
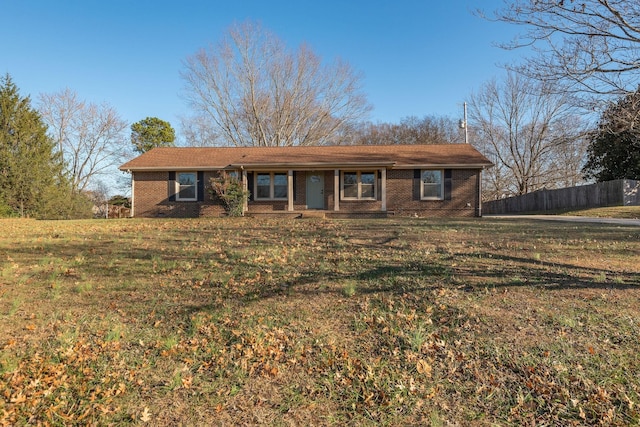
[444,169,452,201]
[168,171,176,201]
[293,172,297,202]
[247,172,254,201]
[197,171,204,201]
[413,169,421,201]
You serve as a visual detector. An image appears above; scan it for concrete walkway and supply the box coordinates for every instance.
[485,214,640,227]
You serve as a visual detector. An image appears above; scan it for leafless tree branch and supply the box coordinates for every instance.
[180,21,371,147]
[482,0,640,103]
[469,72,589,198]
[38,89,129,193]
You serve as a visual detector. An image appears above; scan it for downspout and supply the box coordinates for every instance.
[129,170,135,218]
[381,168,387,212]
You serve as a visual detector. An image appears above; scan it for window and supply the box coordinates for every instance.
[255,172,288,200]
[256,173,271,198]
[360,172,375,198]
[177,172,197,201]
[273,173,287,198]
[341,171,376,200]
[343,172,358,198]
[421,170,443,200]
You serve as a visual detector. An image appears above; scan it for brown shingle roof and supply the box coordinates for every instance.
[119,144,493,171]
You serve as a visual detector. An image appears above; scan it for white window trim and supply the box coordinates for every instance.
[420,169,444,200]
[176,172,197,201]
[254,172,288,200]
[340,171,377,201]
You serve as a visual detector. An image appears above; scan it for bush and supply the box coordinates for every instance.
[208,172,249,217]
[0,199,17,218]
[35,186,94,220]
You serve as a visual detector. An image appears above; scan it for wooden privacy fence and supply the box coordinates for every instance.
[483,179,640,215]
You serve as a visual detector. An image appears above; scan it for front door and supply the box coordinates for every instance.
[306,172,325,209]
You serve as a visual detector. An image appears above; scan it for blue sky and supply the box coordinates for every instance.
[1,0,523,138]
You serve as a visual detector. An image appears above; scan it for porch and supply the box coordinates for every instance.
[238,167,391,215]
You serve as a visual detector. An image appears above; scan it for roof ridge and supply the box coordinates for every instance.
[149,143,466,149]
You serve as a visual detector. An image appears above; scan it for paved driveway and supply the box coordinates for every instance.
[485,214,640,227]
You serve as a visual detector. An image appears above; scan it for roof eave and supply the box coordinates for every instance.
[119,166,234,172]
[120,162,493,172]
[393,163,493,169]
[230,161,396,169]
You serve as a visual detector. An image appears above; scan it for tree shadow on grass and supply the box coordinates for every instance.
[453,252,640,291]
[6,222,639,329]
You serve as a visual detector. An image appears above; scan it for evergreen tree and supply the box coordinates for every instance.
[583,91,640,182]
[0,74,90,218]
[131,117,176,153]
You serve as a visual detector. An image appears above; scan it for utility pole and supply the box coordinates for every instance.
[459,102,469,144]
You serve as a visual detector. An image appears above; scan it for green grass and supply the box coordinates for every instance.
[558,205,640,219]
[0,217,639,425]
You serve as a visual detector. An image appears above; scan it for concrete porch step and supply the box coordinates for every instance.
[300,210,326,219]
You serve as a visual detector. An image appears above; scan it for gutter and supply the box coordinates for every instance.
[119,166,233,172]
[120,162,493,172]
[229,161,396,170]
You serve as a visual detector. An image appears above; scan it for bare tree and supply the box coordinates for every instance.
[349,115,465,145]
[469,72,588,198]
[486,0,640,102]
[180,113,220,146]
[38,89,129,193]
[85,180,110,218]
[181,20,371,147]
[545,119,590,188]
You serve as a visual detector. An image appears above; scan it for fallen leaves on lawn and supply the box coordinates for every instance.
[0,334,139,425]
[1,217,639,425]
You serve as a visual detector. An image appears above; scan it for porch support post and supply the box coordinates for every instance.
[334,169,340,211]
[477,168,483,217]
[242,169,248,215]
[287,170,294,212]
[381,168,387,211]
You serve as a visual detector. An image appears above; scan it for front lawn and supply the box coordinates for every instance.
[559,206,640,219]
[1,218,639,425]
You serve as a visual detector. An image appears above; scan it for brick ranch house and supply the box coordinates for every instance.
[119,144,493,218]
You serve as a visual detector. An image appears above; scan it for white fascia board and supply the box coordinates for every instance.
[392,164,492,169]
[120,166,233,172]
[231,162,396,170]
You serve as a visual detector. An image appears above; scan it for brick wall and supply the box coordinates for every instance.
[133,171,226,218]
[386,169,479,217]
[132,168,482,218]
[295,171,307,210]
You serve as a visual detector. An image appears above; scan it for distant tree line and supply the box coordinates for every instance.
[347,116,465,146]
